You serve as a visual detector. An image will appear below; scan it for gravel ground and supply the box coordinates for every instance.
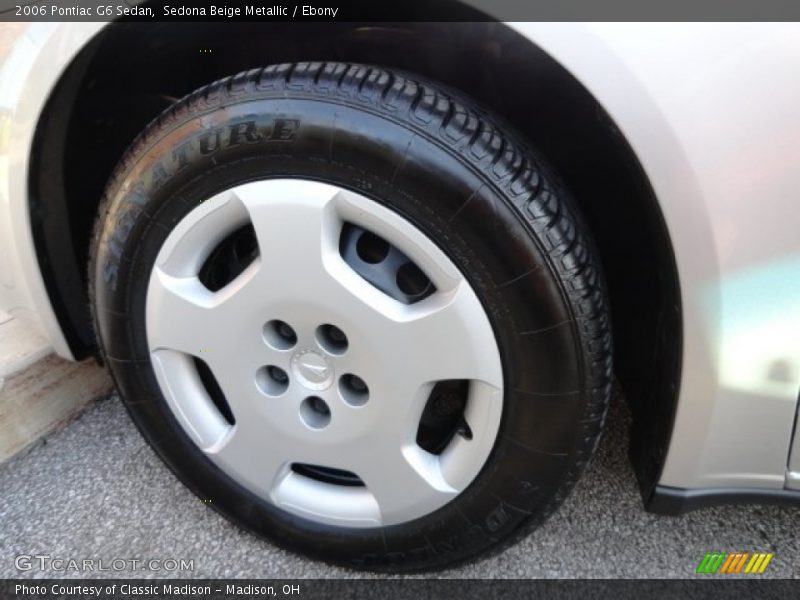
[1,391,798,579]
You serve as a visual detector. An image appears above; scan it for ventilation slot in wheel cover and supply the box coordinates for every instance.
[193,357,235,426]
[416,380,472,455]
[339,223,434,304]
[198,223,258,292]
[291,464,365,487]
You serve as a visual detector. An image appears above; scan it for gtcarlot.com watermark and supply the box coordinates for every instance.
[14,554,194,573]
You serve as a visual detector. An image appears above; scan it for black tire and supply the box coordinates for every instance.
[90,62,612,572]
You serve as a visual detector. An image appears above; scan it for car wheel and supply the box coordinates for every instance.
[90,62,612,572]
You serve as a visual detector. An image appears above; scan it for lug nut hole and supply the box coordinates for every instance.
[316,324,348,355]
[356,230,391,264]
[263,320,297,350]
[300,396,331,429]
[256,365,289,396]
[339,374,369,407]
[396,261,432,298]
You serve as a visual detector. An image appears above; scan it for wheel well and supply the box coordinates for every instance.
[29,20,681,500]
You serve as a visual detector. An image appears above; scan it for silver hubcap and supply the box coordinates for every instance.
[146,179,503,527]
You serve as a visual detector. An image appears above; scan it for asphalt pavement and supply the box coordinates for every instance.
[1,390,798,579]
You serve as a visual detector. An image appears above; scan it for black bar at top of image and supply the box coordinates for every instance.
[0,579,797,599]
[2,0,800,22]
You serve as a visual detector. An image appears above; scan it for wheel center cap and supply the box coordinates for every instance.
[291,350,334,391]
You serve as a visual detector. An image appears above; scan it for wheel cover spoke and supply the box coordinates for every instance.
[209,420,292,499]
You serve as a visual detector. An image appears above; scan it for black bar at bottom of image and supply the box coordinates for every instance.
[0,579,795,600]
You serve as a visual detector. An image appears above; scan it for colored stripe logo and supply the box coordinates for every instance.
[696,552,773,574]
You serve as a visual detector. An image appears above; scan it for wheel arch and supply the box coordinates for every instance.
[28,19,682,502]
